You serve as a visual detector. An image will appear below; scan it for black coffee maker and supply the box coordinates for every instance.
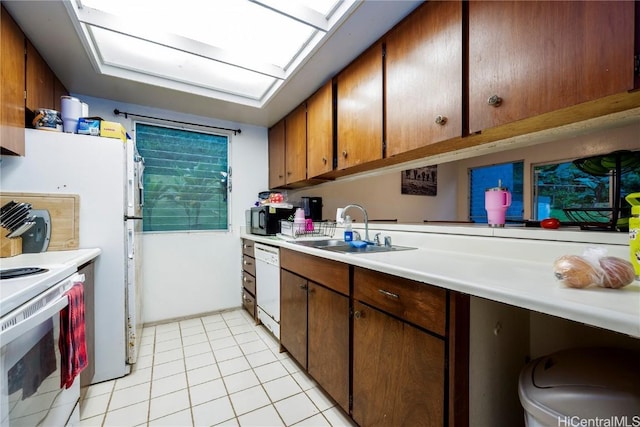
[301,197,322,221]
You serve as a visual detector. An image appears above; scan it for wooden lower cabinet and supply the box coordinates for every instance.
[241,239,257,321]
[280,269,308,366]
[278,250,469,426]
[307,282,350,411]
[352,301,445,426]
[280,269,350,412]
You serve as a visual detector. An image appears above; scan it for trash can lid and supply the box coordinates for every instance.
[519,347,640,424]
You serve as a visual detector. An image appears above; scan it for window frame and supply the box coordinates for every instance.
[134,120,232,234]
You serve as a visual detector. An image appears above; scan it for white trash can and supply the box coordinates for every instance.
[518,347,640,427]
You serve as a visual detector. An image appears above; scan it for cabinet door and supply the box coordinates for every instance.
[285,103,307,184]
[79,261,96,393]
[26,40,54,112]
[53,76,68,112]
[336,44,383,170]
[268,120,286,188]
[352,301,445,427]
[468,1,635,134]
[280,269,308,368]
[307,81,333,178]
[386,1,462,157]
[242,288,256,320]
[1,5,25,156]
[307,282,349,411]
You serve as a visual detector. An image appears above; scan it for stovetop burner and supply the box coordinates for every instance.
[0,267,49,280]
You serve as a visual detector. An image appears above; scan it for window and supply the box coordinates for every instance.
[136,123,229,232]
[533,152,640,223]
[469,162,524,223]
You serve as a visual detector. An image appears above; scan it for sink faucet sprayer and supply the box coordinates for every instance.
[341,204,370,243]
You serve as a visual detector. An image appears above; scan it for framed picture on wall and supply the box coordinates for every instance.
[401,165,437,196]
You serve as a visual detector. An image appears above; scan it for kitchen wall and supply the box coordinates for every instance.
[288,117,639,224]
[286,162,458,223]
[76,95,268,323]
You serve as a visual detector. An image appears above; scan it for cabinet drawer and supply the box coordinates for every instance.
[354,267,446,336]
[281,248,349,296]
[242,289,256,319]
[242,255,256,277]
[242,239,255,257]
[242,271,256,295]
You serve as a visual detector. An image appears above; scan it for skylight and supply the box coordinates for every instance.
[65,0,359,107]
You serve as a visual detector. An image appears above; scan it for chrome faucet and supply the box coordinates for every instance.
[341,204,370,242]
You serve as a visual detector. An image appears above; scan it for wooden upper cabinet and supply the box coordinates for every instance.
[53,76,69,112]
[468,1,636,134]
[1,5,26,156]
[336,43,383,170]
[386,0,462,157]
[268,119,286,189]
[26,40,54,112]
[284,103,307,184]
[306,81,333,178]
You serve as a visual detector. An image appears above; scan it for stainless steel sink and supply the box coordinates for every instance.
[293,239,415,254]
[293,239,349,248]
[322,244,416,254]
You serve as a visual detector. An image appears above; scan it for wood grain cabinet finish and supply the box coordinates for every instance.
[306,81,333,178]
[284,103,307,184]
[241,239,257,321]
[336,43,383,170]
[79,261,96,398]
[307,282,349,411]
[280,269,309,368]
[468,0,635,134]
[353,266,469,427]
[280,268,350,412]
[354,267,447,336]
[280,248,349,295]
[386,0,462,157]
[352,300,445,427]
[242,239,255,257]
[26,40,55,113]
[1,5,25,156]
[268,120,286,189]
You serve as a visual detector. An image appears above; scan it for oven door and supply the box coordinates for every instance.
[0,275,82,427]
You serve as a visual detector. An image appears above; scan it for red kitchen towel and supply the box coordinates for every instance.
[59,282,88,389]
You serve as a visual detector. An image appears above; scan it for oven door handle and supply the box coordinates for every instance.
[0,297,68,345]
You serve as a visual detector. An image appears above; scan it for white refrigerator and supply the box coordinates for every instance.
[0,129,144,383]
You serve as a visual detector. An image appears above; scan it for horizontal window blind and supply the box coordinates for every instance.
[136,123,229,232]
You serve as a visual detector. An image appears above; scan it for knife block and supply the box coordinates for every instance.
[0,227,22,258]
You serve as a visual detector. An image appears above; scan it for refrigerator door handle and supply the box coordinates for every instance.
[128,228,134,259]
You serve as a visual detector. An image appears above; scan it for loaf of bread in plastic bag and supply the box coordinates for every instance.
[553,253,635,289]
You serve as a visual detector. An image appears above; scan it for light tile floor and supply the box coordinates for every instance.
[79,308,356,426]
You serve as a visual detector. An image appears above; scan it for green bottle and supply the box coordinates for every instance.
[625,193,640,278]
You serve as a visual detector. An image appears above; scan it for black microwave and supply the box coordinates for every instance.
[250,206,297,235]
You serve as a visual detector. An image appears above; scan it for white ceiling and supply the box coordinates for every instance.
[3,0,421,127]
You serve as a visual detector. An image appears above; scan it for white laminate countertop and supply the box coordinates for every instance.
[241,226,639,338]
[0,248,102,270]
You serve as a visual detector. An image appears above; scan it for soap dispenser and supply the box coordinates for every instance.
[344,215,353,242]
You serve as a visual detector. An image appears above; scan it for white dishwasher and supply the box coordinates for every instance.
[254,243,281,339]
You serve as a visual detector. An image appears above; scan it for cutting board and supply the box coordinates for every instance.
[0,192,79,253]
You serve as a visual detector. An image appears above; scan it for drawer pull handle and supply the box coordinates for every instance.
[300,283,308,290]
[354,310,363,319]
[378,289,399,299]
[244,260,252,266]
